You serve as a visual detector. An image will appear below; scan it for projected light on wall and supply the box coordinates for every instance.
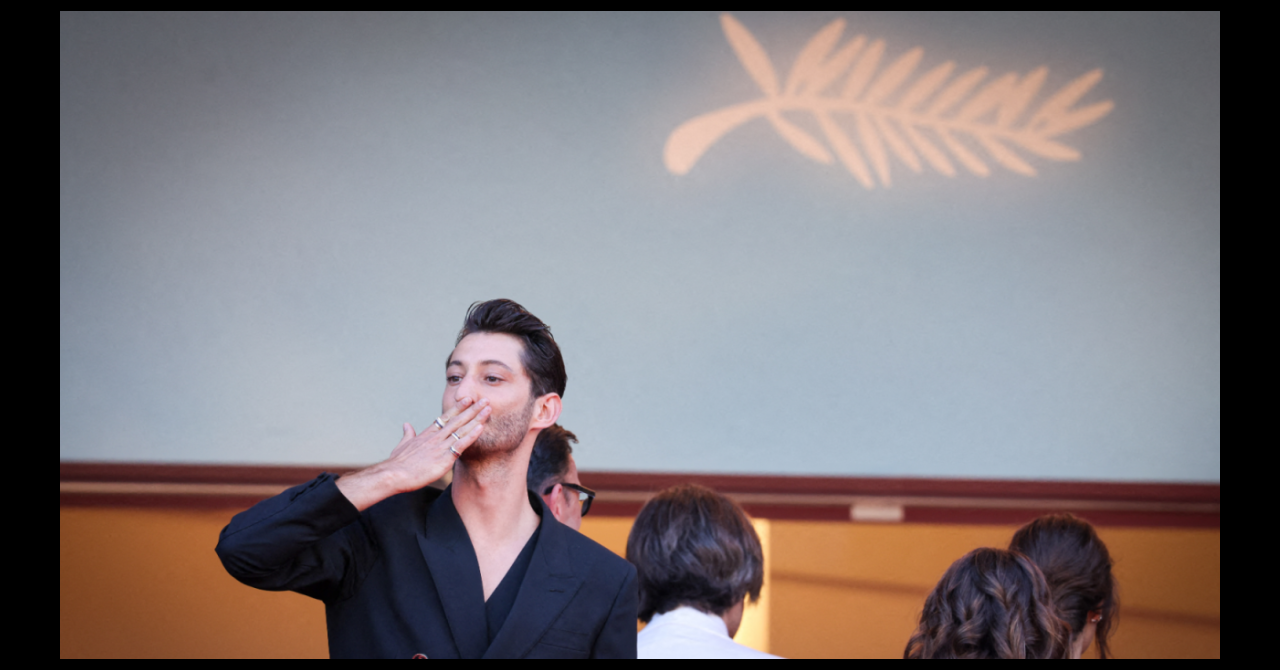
[665,14,1114,188]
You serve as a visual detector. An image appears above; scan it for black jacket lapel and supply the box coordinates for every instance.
[417,486,488,660]
[483,497,593,658]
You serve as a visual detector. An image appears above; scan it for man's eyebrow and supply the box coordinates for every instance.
[444,359,515,372]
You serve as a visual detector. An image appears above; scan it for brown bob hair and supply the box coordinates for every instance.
[625,484,764,623]
[1010,513,1118,658]
[904,548,1069,659]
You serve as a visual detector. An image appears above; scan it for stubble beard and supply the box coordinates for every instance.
[462,397,535,463]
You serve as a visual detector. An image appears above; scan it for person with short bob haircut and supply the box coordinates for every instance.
[1010,513,1119,659]
[904,547,1070,659]
[626,484,779,659]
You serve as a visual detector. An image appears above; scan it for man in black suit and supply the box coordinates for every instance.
[216,299,637,658]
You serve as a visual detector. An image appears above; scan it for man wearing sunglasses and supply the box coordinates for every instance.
[528,424,596,531]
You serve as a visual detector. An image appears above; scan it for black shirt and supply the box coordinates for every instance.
[484,523,542,648]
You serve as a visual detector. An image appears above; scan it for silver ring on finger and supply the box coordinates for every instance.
[449,445,461,457]
[451,432,462,442]
[434,417,447,430]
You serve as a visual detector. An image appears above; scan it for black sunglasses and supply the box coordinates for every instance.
[543,481,596,517]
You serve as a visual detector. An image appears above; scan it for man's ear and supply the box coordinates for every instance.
[543,483,566,522]
[530,393,562,430]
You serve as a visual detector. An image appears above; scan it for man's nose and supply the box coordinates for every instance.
[454,375,482,402]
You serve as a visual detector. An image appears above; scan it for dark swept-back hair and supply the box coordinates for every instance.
[455,299,567,399]
[1010,514,1118,659]
[626,484,764,623]
[527,423,577,494]
[904,548,1069,659]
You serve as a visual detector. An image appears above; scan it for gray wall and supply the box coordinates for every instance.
[60,12,1220,481]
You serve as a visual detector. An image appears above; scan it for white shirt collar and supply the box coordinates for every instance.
[646,606,731,639]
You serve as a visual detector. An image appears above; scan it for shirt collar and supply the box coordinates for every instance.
[647,606,731,639]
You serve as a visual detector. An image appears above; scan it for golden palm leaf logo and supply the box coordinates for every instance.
[665,14,1114,188]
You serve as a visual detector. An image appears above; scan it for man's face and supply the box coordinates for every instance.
[557,456,584,531]
[445,332,536,460]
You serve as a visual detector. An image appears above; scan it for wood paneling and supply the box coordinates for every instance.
[61,462,1219,527]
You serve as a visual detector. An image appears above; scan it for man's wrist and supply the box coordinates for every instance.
[336,462,410,512]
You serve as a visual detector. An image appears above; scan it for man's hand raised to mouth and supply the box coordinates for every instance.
[336,396,492,511]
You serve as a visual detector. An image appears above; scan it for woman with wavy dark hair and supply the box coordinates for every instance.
[1010,513,1119,658]
[904,548,1069,659]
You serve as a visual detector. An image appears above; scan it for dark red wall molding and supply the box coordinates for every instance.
[60,462,1219,527]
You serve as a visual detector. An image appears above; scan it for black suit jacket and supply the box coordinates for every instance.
[216,474,637,658]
